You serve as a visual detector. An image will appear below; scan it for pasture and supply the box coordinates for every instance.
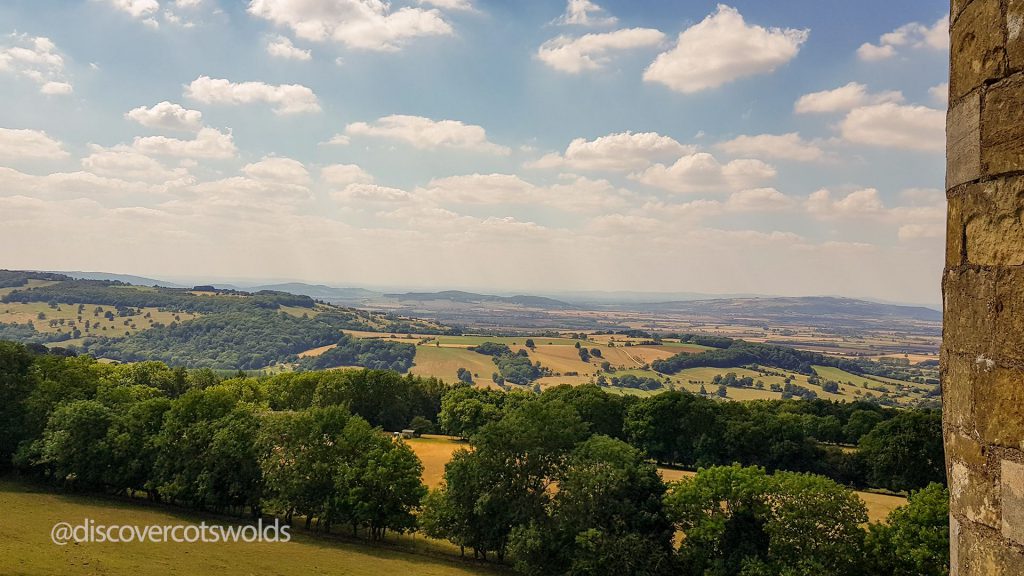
[0,302,198,340]
[0,479,493,576]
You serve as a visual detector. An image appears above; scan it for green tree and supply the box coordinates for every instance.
[38,400,114,489]
[864,483,949,576]
[0,342,35,469]
[858,410,943,492]
[510,435,674,576]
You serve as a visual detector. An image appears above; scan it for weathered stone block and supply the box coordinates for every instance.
[1007,0,1024,71]
[1002,460,1024,545]
[948,91,982,189]
[951,460,1001,527]
[995,267,1024,362]
[982,75,1024,177]
[947,191,966,267]
[943,267,999,355]
[944,351,977,432]
[960,525,1024,575]
[974,367,1024,449]
[951,0,1006,100]
[948,430,988,468]
[961,178,1024,266]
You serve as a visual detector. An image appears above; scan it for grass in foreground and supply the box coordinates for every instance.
[0,479,497,576]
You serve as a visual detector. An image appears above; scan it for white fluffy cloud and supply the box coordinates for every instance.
[241,156,309,184]
[418,0,473,11]
[0,128,69,160]
[321,164,374,187]
[344,115,509,154]
[716,133,824,162]
[929,82,949,106]
[80,145,190,183]
[632,152,776,194]
[416,173,633,212]
[839,103,945,152]
[858,15,949,61]
[126,101,204,132]
[333,183,412,203]
[806,188,884,216]
[266,35,312,60]
[644,5,807,94]
[794,82,903,114]
[555,0,617,26]
[528,131,693,171]
[185,76,321,115]
[0,34,72,95]
[132,127,238,159]
[104,0,161,28]
[247,0,454,51]
[537,28,665,73]
[725,188,794,211]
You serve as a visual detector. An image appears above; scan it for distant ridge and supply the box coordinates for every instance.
[55,271,185,288]
[638,296,941,323]
[384,290,576,310]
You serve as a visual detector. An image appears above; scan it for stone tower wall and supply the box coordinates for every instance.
[944,0,1024,573]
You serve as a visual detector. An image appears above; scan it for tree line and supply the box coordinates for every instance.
[438,384,944,493]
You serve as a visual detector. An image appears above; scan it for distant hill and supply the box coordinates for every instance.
[384,290,576,310]
[56,271,185,288]
[639,296,940,323]
[245,283,380,302]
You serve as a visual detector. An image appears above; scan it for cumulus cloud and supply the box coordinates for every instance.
[321,164,374,187]
[80,145,190,183]
[929,82,949,106]
[794,82,903,114]
[0,127,69,160]
[104,0,161,27]
[418,0,473,11]
[126,101,204,132]
[716,133,824,162]
[344,115,509,154]
[241,156,309,184]
[416,173,633,212]
[858,15,949,61]
[806,188,884,216]
[247,0,454,51]
[333,183,412,203]
[725,188,794,211]
[527,131,693,171]
[132,127,238,159]
[266,35,312,60]
[0,34,72,95]
[554,0,617,26]
[185,76,321,115]
[537,28,665,73]
[632,152,776,194]
[643,4,807,94]
[839,103,945,152]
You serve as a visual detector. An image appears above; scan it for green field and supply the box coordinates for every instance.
[0,302,199,340]
[0,479,494,576]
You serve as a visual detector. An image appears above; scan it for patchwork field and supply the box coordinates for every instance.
[0,479,493,576]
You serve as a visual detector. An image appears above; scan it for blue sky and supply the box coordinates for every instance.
[0,0,949,305]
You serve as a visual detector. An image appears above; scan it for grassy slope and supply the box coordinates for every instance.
[0,479,495,576]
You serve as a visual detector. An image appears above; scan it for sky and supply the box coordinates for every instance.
[0,0,950,305]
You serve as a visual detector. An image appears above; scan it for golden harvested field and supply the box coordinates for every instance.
[405,436,469,488]
[0,479,494,576]
[410,346,502,385]
[297,344,336,358]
